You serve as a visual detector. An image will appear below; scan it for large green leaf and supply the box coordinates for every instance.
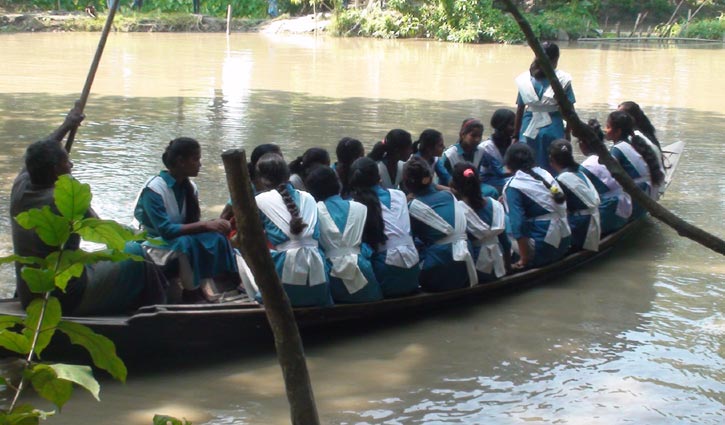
[15,207,70,248]
[54,263,84,292]
[153,415,192,425]
[26,364,73,409]
[23,297,61,357]
[1,403,54,425]
[48,364,100,401]
[20,267,55,294]
[56,321,127,382]
[54,175,92,222]
[0,330,30,355]
[0,255,46,267]
[0,315,23,331]
[77,219,139,251]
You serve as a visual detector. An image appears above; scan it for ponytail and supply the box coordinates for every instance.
[276,183,307,235]
[369,129,412,162]
[288,155,304,176]
[367,140,387,161]
[630,134,665,186]
[335,137,364,197]
[349,157,387,248]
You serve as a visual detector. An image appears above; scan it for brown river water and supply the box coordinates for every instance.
[0,33,723,424]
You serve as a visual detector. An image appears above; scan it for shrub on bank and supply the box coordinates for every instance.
[680,15,725,40]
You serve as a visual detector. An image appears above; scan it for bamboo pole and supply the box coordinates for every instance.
[226,4,232,35]
[221,149,321,425]
[64,0,121,153]
[499,0,725,256]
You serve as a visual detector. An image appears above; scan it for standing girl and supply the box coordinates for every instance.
[368,129,413,189]
[349,157,420,297]
[334,137,365,198]
[254,153,332,307]
[450,162,510,282]
[412,129,451,186]
[502,144,571,269]
[404,157,477,291]
[305,166,383,303]
[480,109,515,193]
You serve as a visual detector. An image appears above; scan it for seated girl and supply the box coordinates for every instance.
[349,157,420,297]
[133,137,239,302]
[449,162,510,282]
[548,140,601,252]
[605,111,665,218]
[288,147,331,191]
[480,109,515,193]
[403,157,477,292]
[412,129,451,186]
[368,129,414,189]
[254,153,332,307]
[502,144,571,270]
[442,118,498,198]
[305,166,383,303]
[579,121,632,236]
[334,137,365,198]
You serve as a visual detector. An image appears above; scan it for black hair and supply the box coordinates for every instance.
[458,118,484,144]
[505,143,565,204]
[162,137,201,223]
[335,137,364,197]
[451,162,485,211]
[349,157,387,248]
[288,147,330,179]
[587,118,605,143]
[412,129,443,158]
[490,109,516,133]
[256,153,307,235]
[618,101,661,149]
[548,139,579,174]
[304,166,341,202]
[608,110,664,186]
[25,139,68,185]
[402,156,433,195]
[368,129,412,161]
[248,143,281,180]
[530,41,561,80]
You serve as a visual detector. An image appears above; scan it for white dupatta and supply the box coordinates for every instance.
[408,196,478,286]
[380,189,420,269]
[557,171,601,251]
[515,69,572,139]
[503,168,571,248]
[317,200,368,294]
[255,189,327,286]
[377,160,405,189]
[443,144,485,170]
[581,156,633,219]
[459,200,507,278]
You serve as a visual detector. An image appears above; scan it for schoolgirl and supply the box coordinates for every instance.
[288,147,331,191]
[442,118,499,198]
[334,137,365,198]
[412,129,451,186]
[480,109,515,193]
[368,129,413,189]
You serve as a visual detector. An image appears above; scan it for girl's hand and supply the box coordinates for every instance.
[205,219,232,234]
[512,259,528,270]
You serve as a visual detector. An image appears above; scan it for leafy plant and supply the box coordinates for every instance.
[0,175,139,423]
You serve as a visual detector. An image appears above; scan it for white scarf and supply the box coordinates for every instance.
[380,189,420,268]
[377,160,405,189]
[581,156,633,219]
[459,200,506,278]
[515,69,572,139]
[557,171,601,251]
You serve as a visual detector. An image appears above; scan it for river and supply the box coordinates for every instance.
[0,33,723,424]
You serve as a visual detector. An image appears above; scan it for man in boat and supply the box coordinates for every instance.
[9,105,166,316]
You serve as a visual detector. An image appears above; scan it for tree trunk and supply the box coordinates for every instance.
[500,0,725,256]
[221,150,321,425]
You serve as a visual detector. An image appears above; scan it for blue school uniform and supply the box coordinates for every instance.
[256,185,332,307]
[479,138,511,193]
[370,186,421,297]
[556,168,601,252]
[408,187,472,292]
[611,142,651,219]
[413,152,452,186]
[468,198,511,282]
[580,160,630,236]
[318,195,383,303]
[134,171,238,288]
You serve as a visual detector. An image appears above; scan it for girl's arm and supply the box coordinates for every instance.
[514,103,525,142]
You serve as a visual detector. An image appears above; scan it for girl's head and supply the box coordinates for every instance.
[349,157,380,189]
[249,143,282,180]
[412,129,445,159]
[162,137,201,177]
[289,147,331,179]
[335,137,364,196]
[504,143,536,172]
[368,129,413,162]
[618,101,656,136]
[459,118,484,152]
[548,139,579,173]
[529,42,561,80]
[605,110,635,142]
[490,109,516,140]
[349,157,387,248]
[402,156,434,195]
[255,152,290,191]
[451,162,484,210]
[609,111,664,186]
[305,166,341,202]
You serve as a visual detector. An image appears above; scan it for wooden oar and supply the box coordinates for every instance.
[64,0,121,153]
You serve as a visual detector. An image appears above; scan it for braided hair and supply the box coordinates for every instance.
[256,153,307,235]
[548,139,580,174]
[162,137,201,223]
[349,157,387,248]
[335,137,364,197]
[505,143,566,204]
[451,162,486,211]
[608,111,664,186]
[618,101,661,150]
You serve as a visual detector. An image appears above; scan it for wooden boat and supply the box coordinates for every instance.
[0,142,685,358]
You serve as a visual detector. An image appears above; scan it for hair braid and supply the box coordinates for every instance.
[276,183,307,235]
[630,134,665,186]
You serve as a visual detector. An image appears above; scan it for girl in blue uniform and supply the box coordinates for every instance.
[480,109,515,193]
[254,153,332,307]
[305,166,383,303]
[605,111,665,219]
[334,137,365,198]
[368,129,413,189]
[403,157,477,291]
[134,137,239,300]
[450,162,510,282]
[288,147,330,191]
[349,157,420,297]
[548,140,601,252]
[412,129,451,186]
[514,42,576,174]
[442,118,499,198]
[502,144,571,270]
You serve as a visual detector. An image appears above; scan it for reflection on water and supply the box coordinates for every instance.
[0,33,723,424]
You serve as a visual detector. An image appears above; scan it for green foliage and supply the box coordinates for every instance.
[0,404,54,425]
[56,321,127,382]
[681,15,725,39]
[23,298,61,357]
[153,415,193,425]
